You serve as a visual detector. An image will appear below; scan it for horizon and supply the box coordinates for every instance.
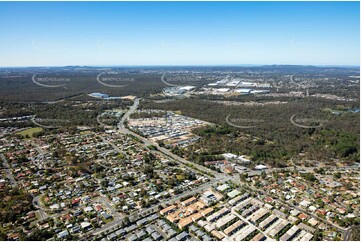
[0,1,360,66]
[0,64,360,69]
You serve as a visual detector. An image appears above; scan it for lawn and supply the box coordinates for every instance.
[16,127,43,138]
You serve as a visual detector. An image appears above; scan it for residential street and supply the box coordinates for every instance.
[1,153,17,186]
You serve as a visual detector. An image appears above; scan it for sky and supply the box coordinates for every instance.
[0,1,359,67]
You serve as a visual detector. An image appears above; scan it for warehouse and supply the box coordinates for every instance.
[250,89,271,94]
[89,92,109,99]
[163,87,187,95]
[235,88,252,94]
[238,81,257,87]
[213,88,230,93]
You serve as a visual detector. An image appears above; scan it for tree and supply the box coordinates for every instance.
[315,168,325,175]
[301,173,317,182]
[333,172,341,179]
[71,156,78,165]
[139,189,147,197]
[313,229,323,241]
[143,164,154,179]
[261,171,266,179]
[240,173,248,182]
[100,180,107,188]
[122,216,130,226]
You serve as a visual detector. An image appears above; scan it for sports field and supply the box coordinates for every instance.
[16,127,44,138]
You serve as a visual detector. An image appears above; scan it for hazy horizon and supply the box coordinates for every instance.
[0,64,360,69]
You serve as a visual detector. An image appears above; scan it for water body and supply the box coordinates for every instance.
[331,107,359,115]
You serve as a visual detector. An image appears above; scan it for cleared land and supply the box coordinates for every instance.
[16,127,43,138]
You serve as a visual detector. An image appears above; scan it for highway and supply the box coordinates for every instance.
[160,73,179,87]
[114,97,352,240]
[87,99,229,237]
[117,98,140,130]
[117,98,222,179]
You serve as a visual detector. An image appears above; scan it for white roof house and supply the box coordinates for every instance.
[80,222,92,229]
[255,164,268,170]
[57,230,69,239]
[84,206,93,213]
[217,184,230,192]
[300,200,311,207]
[223,153,238,160]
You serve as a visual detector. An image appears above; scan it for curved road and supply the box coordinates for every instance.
[31,115,59,129]
[161,73,180,87]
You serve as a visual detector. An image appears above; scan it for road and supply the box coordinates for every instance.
[118,98,140,130]
[32,194,49,220]
[290,74,301,89]
[154,144,224,179]
[30,115,59,129]
[96,114,109,128]
[91,178,221,237]
[239,181,350,239]
[344,226,356,241]
[160,73,179,87]
[96,134,127,157]
[35,144,45,156]
[117,97,222,179]
[93,196,123,219]
[231,205,269,241]
[0,153,17,186]
[90,216,124,236]
[130,179,216,220]
[115,97,352,240]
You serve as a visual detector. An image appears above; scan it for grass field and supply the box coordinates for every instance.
[16,127,43,138]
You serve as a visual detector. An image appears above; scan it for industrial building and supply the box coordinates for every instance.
[89,92,110,99]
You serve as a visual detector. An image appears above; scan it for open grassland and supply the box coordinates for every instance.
[16,127,43,138]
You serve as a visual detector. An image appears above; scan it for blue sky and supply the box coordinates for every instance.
[0,1,359,66]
